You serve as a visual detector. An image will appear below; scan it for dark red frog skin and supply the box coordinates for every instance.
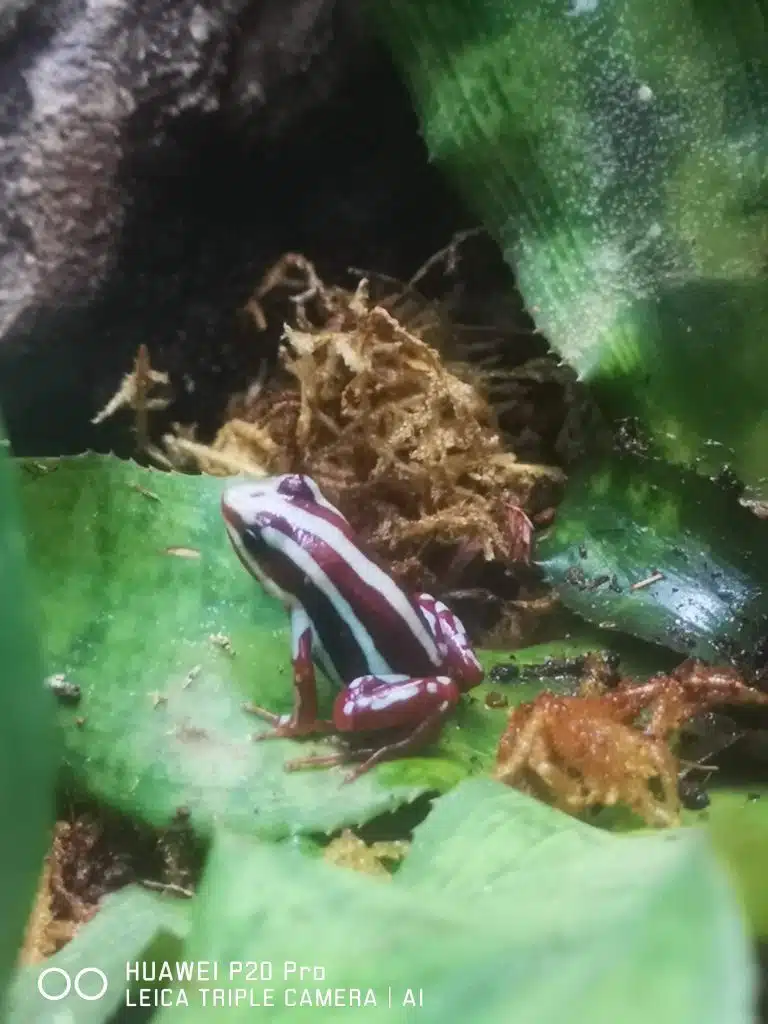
[221,474,484,782]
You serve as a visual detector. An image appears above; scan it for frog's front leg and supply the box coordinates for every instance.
[416,594,484,690]
[245,608,333,739]
[285,674,460,781]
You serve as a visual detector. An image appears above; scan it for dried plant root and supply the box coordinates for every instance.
[92,345,172,451]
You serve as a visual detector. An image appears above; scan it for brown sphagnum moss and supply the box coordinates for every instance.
[95,249,569,636]
[178,257,564,607]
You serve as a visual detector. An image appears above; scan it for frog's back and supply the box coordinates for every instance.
[299,524,442,684]
[269,492,441,684]
[223,474,443,685]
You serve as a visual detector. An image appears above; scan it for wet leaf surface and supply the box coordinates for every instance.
[375,0,768,497]
[535,457,768,669]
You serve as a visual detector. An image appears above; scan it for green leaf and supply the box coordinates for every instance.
[373,0,768,495]
[18,455,514,838]
[7,885,190,1024]
[158,779,754,1023]
[683,788,768,940]
[0,439,56,1011]
[535,456,768,665]
[485,622,678,685]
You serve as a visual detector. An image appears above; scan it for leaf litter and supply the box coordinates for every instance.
[190,255,564,596]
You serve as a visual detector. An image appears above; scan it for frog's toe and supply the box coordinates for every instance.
[285,751,348,772]
[249,714,336,742]
[242,701,284,725]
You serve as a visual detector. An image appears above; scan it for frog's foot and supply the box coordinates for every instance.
[285,703,453,783]
[243,703,334,739]
[339,704,450,784]
[284,748,349,773]
[283,698,453,780]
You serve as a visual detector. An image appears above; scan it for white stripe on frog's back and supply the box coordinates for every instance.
[287,476,342,515]
[259,495,441,662]
[263,520,438,676]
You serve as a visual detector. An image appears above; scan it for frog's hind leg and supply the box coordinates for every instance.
[284,707,451,781]
[286,674,460,782]
[339,705,453,783]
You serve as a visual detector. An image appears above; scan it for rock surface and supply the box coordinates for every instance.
[0,0,466,454]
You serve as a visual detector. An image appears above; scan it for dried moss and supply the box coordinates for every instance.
[324,829,409,879]
[94,247,569,635]
[186,258,564,603]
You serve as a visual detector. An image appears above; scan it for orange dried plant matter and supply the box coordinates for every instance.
[19,817,128,963]
[197,256,563,592]
[495,659,768,826]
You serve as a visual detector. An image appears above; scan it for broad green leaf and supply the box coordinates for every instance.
[373,0,768,496]
[7,885,190,1024]
[592,786,768,939]
[18,455,518,837]
[535,456,768,665]
[158,779,754,1023]
[683,788,768,939]
[0,438,56,1012]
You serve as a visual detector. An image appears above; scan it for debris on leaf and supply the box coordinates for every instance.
[44,673,82,704]
[495,659,768,826]
[324,829,409,878]
[484,691,509,709]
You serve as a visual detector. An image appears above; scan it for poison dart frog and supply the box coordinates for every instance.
[221,474,484,782]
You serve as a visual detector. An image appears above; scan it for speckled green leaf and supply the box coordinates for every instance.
[535,456,768,667]
[158,780,754,1023]
[18,455,525,838]
[0,437,56,1013]
[485,621,677,686]
[374,0,768,497]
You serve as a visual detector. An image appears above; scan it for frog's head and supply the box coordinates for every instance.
[220,474,343,605]
[221,474,335,529]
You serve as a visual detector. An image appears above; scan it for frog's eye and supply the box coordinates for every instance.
[276,475,322,504]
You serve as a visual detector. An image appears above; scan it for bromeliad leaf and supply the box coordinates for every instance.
[157,779,754,1024]
[0,437,56,1009]
[535,456,768,668]
[373,0,768,496]
[681,787,768,940]
[18,455,515,837]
